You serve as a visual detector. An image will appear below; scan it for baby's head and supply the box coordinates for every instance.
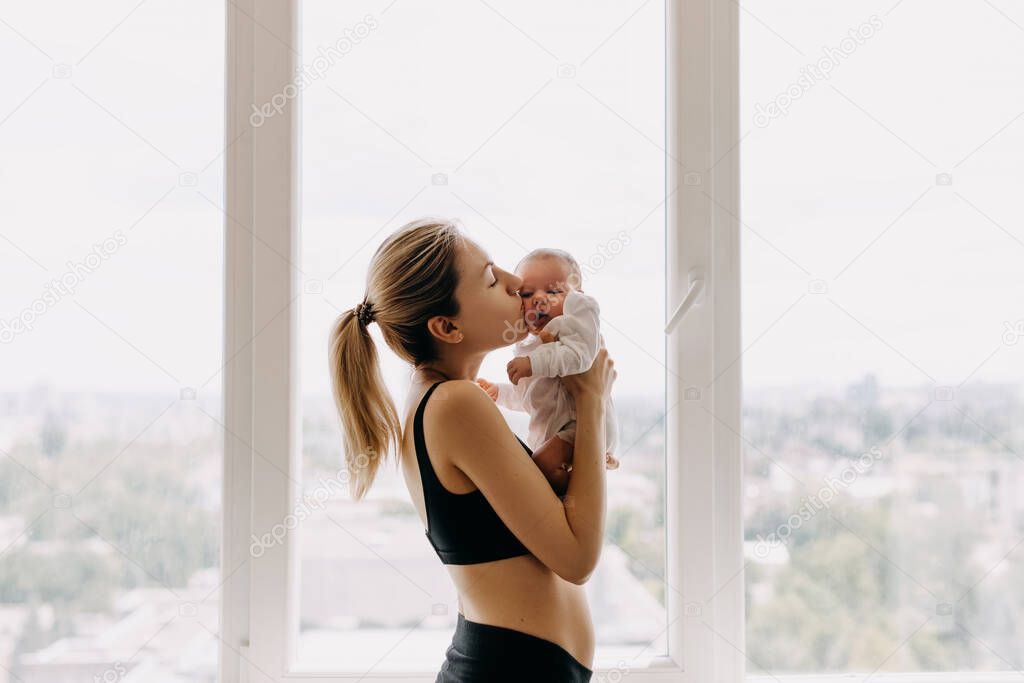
[514,248,583,333]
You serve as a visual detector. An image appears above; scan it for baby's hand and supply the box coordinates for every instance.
[537,329,558,344]
[475,378,499,402]
[507,356,533,385]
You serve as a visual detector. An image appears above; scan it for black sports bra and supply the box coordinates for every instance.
[414,380,533,565]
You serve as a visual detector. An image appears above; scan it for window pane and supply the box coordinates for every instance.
[0,2,224,681]
[741,1,1024,674]
[299,0,667,672]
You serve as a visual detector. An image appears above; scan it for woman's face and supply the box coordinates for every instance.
[452,238,529,349]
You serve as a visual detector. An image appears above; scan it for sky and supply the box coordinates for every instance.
[1,0,1022,399]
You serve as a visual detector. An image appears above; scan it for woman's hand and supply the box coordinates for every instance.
[561,347,616,402]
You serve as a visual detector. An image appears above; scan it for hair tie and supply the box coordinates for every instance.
[354,301,375,326]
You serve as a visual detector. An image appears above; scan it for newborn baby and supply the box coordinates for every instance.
[476,248,620,495]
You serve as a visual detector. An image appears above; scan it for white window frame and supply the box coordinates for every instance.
[220,0,744,681]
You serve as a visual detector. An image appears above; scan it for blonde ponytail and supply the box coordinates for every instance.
[328,217,464,500]
[328,306,401,501]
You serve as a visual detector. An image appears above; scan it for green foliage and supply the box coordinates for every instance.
[746,492,1023,673]
[607,504,666,606]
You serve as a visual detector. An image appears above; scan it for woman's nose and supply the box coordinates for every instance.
[509,274,524,294]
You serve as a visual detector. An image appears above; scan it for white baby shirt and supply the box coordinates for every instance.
[494,290,620,456]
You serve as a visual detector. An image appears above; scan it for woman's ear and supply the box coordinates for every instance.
[426,315,464,345]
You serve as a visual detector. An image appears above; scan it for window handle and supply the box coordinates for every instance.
[665,270,705,334]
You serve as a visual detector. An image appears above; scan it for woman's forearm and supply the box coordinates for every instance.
[563,394,606,582]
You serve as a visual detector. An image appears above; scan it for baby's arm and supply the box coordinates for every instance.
[494,381,527,412]
[527,291,601,377]
[476,377,526,411]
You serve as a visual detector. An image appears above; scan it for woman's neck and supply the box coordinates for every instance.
[413,356,484,383]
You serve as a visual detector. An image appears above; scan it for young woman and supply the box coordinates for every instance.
[328,217,616,681]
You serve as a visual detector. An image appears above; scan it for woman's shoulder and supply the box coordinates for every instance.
[425,378,489,408]
[409,378,488,419]
[421,379,505,432]
[420,380,511,463]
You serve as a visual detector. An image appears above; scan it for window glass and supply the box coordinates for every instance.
[741,1,1024,673]
[299,1,667,671]
[0,2,224,680]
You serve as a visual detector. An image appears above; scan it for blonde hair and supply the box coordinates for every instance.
[328,217,465,501]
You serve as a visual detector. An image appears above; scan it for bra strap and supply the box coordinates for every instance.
[413,381,447,489]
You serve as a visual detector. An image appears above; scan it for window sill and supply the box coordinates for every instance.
[749,673,1024,683]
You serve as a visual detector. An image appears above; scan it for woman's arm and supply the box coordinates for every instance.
[428,350,614,584]
[558,346,615,583]
[559,393,606,582]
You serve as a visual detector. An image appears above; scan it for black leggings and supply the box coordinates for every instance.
[436,612,593,682]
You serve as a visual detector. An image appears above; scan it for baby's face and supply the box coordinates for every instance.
[516,257,572,332]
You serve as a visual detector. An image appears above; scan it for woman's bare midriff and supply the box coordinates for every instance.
[400,383,595,669]
[448,555,594,667]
